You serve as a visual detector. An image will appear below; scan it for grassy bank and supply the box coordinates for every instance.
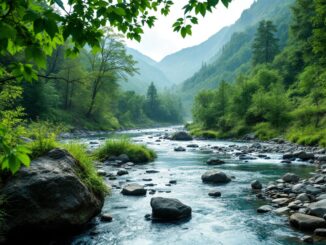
[187,123,326,147]
[63,143,109,198]
[94,138,156,164]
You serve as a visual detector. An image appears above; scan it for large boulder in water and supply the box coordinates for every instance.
[282,173,300,183]
[0,148,105,240]
[150,197,192,221]
[201,170,231,184]
[289,213,326,231]
[171,131,193,141]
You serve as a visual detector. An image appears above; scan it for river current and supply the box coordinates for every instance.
[65,126,321,245]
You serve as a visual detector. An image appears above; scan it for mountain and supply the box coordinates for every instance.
[178,0,295,115]
[120,48,173,94]
[158,0,295,84]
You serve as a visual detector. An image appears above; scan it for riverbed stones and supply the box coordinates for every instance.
[301,235,314,243]
[251,180,263,190]
[121,184,147,196]
[150,197,192,221]
[100,213,113,222]
[274,207,290,215]
[117,169,128,176]
[314,228,326,237]
[272,198,290,206]
[289,213,326,231]
[208,191,221,197]
[174,146,186,152]
[282,173,300,183]
[206,157,225,165]
[308,199,326,218]
[171,131,193,141]
[146,170,159,174]
[257,205,273,213]
[296,193,310,202]
[0,148,104,239]
[201,170,231,184]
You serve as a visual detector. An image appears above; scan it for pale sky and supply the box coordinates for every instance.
[126,0,254,61]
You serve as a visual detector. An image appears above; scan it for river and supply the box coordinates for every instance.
[63,126,321,245]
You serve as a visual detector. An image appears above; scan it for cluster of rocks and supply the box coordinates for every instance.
[253,165,326,242]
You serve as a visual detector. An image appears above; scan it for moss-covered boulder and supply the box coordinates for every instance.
[0,148,105,241]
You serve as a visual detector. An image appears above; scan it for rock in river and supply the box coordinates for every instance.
[174,146,186,152]
[0,148,104,240]
[201,170,231,184]
[206,157,225,165]
[251,180,263,190]
[289,213,326,231]
[121,183,147,196]
[282,173,300,183]
[150,197,192,221]
[257,205,273,213]
[308,199,326,218]
[171,131,193,141]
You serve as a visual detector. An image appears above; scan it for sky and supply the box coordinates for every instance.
[126,0,254,62]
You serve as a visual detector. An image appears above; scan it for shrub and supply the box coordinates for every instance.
[63,143,109,198]
[26,121,64,159]
[253,122,279,140]
[286,126,326,146]
[94,138,156,164]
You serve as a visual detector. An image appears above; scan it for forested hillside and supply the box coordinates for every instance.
[180,0,295,111]
[189,0,326,147]
[159,0,294,84]
[0,33,183,131]
[122,48,173,94]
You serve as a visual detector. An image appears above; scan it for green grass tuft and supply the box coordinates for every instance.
[286,126,326,146]
[63,143,109,198]
[94,138,156,164]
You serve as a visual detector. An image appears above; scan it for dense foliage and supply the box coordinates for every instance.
[191,0,326,146]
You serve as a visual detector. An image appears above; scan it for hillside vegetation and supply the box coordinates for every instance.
[190,0,326,147]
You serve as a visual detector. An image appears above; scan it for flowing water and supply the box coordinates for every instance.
[66,126,321,245]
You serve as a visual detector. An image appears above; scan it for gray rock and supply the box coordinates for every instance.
[201,170,231,184]
[100,213,113,222]
[257,205,273,213]
[171,131,193,141]
[316,194,326,201]
[282,173,300,183]
[296,193,310,202]
[121,184,146,196]
[306,185,322,195]
[206,157,225,165]
[0,149,104,238]
[146,170,159,174]
[290,213,326,231]
[274,207,290,215]
[150,197,192,221]
[308,199,326,218]
[169,180,177,184]
[174,146,186,152]
[117,169,128,176]
[272,198,290,206]
[301,235,314,243]
[117,154,130,163]
[251,180,263,190]
[187,144,199,148]
[208,191,221,197]
[293,151,314,160]
[314,228,326,237]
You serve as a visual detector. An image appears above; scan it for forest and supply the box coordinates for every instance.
[190,0,326,147]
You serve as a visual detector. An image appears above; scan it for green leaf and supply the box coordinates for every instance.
[114,7,126,16]
[0,22,17,39]
[33,18,45,34]
[44,19,59,38]
[16,153,31,167]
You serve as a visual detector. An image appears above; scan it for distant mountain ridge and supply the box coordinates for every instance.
[157,0,294,84]
[120,48,173,94]
[179,0,295,116]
